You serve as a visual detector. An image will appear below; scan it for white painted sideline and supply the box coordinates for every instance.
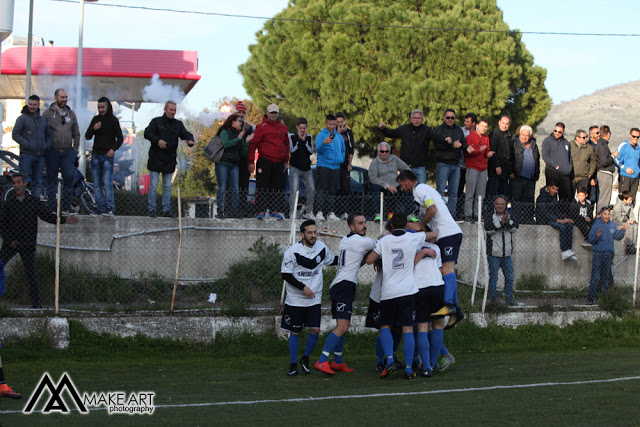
[2,375,638,414]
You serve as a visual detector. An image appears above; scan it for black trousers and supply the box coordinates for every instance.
[255,157,286,214]
[0,244,40,308]
[511,176,536,223]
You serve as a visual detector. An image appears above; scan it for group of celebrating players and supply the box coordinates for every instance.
[280,170,464,379]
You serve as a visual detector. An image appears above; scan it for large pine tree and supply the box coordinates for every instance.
[239,0,551,147]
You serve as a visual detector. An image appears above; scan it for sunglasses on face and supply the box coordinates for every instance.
[379,150,390,153]
[445,116,455,120]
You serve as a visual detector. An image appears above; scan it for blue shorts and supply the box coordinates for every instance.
[437,233,463,264]
[365,298,381,329]
[415,285,444,323]
[330,281,356,320]
[380,294,416,328]
[281,303,321,334]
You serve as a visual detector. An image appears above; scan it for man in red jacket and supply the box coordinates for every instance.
[249,104,290,219]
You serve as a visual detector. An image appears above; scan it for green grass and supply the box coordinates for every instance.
[1,317,640,424]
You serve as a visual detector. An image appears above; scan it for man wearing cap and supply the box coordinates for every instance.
[248,104,290,219]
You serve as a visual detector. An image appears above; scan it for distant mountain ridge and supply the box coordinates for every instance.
[535,80,640,146]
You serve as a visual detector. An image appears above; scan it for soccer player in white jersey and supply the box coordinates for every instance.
[281,220,337,376]
[397,169,464,327]
[315,213,376,375]
[366,212,426,379]
[413,241,445,377]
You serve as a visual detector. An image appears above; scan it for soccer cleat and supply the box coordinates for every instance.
[379,363,396,379]
[421,367,433,378]
[330,361,354,373]
[411,360,422,372]
[287,363,299,377]
[438,353,455,372]
[374,215,381,223]
[404,371,417,380]
[444,307,464,330]
[315,211,325,220]
[376,362,384,373]
[314,361,336,375]
[299,355,311,375]
[408,214,419,223]
[256,211,267,220]
[0,383,22,399]
[431,305,455,319]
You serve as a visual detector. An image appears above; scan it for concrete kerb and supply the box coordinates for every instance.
[0,311,618,347]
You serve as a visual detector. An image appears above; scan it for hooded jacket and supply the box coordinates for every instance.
[381,123,446,168]
[42,103,80,151]
[12,105,51,156]
[315,128,345,170]
[144,113,194,174]
[616,141,640,179]
[434,122,467,165]
[85,102,124,155]
[248,116,289,164]
[484,210,518,257]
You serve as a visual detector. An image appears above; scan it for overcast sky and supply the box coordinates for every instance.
[5,0,640,127]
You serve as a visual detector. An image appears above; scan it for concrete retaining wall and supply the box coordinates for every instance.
[26,216,639,288]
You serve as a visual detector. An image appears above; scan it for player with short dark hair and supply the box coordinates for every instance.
[315,213,376,374]
[366,212,426,379]
[281,220,337,376]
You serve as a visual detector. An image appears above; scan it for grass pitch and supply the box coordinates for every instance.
[1,317,640,425]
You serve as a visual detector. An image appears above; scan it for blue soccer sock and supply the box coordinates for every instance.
[443,273,458,306]
[288,334,300,364]
[441,343,449,356]
[333,336,345,364]
[375,334,384,364]
[303,332,319,358]
[403,332,415,373]
[429,329,444,368]
[318,332,340,363]
[380,328,395,366]
[416,332,431,370]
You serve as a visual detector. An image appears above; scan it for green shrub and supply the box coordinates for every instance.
[598,286,632,317]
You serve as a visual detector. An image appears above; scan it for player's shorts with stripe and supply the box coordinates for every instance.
[415,285,445,323]
[281,303,321,334]
[365,298,381,329]
[330,280,356,320]
[437,233,463,264]
[380,294,416,328]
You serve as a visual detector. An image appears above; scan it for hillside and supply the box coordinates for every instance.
[535,81,640,146]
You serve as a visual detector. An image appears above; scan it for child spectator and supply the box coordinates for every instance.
[570,187,594,248]
[587,206,627,304]
[611,191,638,254]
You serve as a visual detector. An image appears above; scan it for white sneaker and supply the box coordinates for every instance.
[302,212,315,220]
[560,250,571,261]
[341,212,349,221]
[569,255,578,262]
[315,211,326,220]
[327,212,340,221]
[566,249,576,257]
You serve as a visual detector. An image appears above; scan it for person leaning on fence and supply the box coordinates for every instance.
[367,142,411,222]
[281,220,337,377]
[587,205,627,305]
[484,195,519,305]
[535,181,577,262]
[288,117,315,220]
[144,100,195,218]
[0,172,78,308]
[12,94,50,200]
[214,113,253,219]
[611,191,638,254]
[85,96,124,216]
[569,186,594,248]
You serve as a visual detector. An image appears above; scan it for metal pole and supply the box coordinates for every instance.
[280,191,299,312]
[379,192,384,235]
[76,0,86,173]
[170,187,183,315]
[24,0,34,100]
[54,181,62,316]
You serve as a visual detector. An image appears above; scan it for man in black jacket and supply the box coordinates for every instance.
[85,97,124,216]
[0,173,78,308]
[510,125,540,223]
[595,125,616,213]
[434,109,467,218]
[144,101,195,217]
[379,109,449,184]
[487,115,512,198]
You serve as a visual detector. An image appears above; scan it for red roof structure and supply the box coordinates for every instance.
[0,46,200,102]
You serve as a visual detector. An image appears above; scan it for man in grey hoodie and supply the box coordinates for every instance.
[12,95,51,198]
[42,88,80,213]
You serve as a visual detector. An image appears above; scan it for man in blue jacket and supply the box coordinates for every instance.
[587,206,627,304]
[315,114,345,221]
[615,128,640,203]
[12,95,51,199]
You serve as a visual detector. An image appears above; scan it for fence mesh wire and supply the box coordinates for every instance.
[1,187,638,314]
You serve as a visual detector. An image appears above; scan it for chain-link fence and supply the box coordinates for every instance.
[1,185,638,314]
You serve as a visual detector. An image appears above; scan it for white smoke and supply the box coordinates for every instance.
[142,73,186,104]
